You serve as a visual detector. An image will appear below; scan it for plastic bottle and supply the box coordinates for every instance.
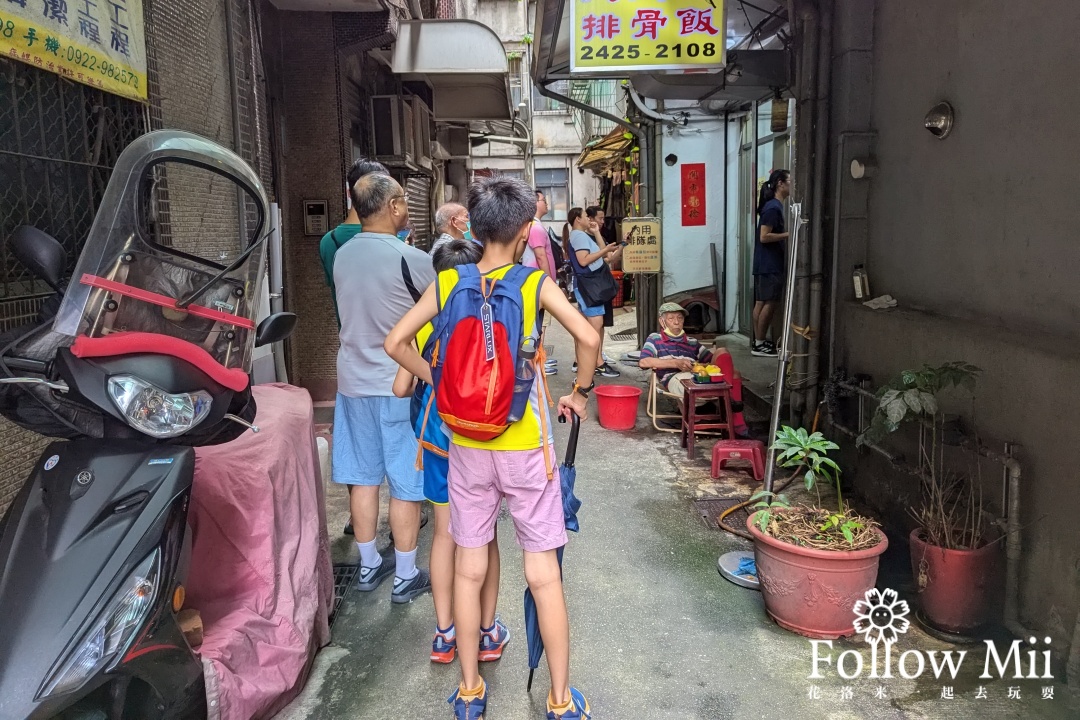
[852,264,870,300]
[508,337,537,423]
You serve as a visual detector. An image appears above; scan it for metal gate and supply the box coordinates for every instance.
[405,174,433,249]
[0,57,147,332]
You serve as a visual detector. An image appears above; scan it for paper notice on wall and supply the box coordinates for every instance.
[0,0,147,101]
[621,217,662,273]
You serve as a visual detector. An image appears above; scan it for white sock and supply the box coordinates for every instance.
[438,623,456,638]
[357,539,381,568]
[395,548,418,581]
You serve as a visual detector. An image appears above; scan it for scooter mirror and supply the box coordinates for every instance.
[255,312,297,348]
[9,226,66,292]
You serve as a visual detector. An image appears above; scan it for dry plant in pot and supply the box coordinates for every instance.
[861,362,1001,634]
[746,426,887,639]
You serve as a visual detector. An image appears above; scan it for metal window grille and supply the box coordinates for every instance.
[0,57,147,332]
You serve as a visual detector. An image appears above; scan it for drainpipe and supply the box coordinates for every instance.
[826,131,876,376]
[627,84,688,126]
[788,1,819,425]
[721,110,729,328]
[801,0,833,422]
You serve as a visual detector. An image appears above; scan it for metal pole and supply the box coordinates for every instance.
[763,202,806,493]
[268,203,289,384]
[223,0,249,248]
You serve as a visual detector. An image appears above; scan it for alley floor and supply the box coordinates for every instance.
[281,310,1074,720]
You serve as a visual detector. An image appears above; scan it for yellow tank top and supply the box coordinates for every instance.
[436,265,551,451]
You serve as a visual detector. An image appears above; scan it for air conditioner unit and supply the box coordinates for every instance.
[411,96,433,170]
[371,95,415,165]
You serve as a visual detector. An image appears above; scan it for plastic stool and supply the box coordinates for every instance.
[711,439,767,481]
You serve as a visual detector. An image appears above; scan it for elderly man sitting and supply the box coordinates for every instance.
[639,302,748,436]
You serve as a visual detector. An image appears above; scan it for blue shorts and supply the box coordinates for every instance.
[332,394,424,501]
[423,450,450,505]
[574,286,605,317]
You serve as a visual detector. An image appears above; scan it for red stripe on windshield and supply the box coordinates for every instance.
[80,274,256,330]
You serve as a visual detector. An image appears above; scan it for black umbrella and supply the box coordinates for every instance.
[524,414,581,692]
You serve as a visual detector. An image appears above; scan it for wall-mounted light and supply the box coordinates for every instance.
[850,157,877,179]
[924,102,954,139]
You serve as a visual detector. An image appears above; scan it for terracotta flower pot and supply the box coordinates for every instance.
[909,528,1001,633]
[747,512,889,639]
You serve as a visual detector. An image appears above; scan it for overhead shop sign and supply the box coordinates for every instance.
[1,0,147,101]
[571,0,726,75]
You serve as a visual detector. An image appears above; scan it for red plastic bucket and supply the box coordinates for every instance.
[594,385,642,430]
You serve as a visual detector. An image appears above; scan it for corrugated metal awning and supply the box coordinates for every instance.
[392,20,513,121]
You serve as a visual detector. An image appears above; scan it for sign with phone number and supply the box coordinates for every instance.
[1,0,147,102]
[571,0,726,74]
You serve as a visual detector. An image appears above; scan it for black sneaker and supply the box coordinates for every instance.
[392,568,432,604]
[596,363,621,378]
[751,341,779,358]
[356,548,396,591]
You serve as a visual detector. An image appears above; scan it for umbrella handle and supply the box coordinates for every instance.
[558,413,581,467]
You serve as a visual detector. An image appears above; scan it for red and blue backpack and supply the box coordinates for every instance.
[423,264,543,441]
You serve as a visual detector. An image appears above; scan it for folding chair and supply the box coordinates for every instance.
[646,373,683,433]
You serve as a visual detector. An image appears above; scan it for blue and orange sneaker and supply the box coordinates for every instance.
[448,680,487,720]
[431,625,457,664]
[547,688,591,720]
[477,615,510,662]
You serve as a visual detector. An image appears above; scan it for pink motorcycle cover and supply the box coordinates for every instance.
[187,384,333,720]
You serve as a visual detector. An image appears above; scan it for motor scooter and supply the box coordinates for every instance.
[0,131,295,719]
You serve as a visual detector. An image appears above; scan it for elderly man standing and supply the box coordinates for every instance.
[333,165,435,603]
[639,302,748,436]
[429,202,476,256]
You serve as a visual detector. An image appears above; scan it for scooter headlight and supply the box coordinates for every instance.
[108,375,213,438]
[39,550,160,699]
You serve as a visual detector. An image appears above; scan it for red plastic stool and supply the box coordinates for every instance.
[711,439,767,481]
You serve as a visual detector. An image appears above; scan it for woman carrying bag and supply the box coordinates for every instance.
[565,207,622,378]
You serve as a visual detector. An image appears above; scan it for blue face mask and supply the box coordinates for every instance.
[396,229,411,242]
[462,221,473,242]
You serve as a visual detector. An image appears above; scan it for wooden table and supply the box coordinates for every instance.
[679,377,735,460]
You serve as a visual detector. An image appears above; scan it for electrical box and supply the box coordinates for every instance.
[304,200,328,236]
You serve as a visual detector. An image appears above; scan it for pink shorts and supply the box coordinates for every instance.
[447,445,568,553]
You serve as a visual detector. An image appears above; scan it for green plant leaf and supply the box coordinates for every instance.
[749,490,773,503]
[920,391,938,415]
[842,525,854,543]
[886,398,908,424]
[804,469,815,491]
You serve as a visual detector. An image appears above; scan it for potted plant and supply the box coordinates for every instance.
[747,426,888,639]
[859,362,1000,634]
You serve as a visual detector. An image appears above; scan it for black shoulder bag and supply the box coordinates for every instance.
[567,236,619,307]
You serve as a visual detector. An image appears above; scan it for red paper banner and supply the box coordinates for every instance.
[681,163,706,226]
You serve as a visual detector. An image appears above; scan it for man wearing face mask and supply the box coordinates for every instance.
[333,167,437,603]
[429,203,477,256]
[638,303,748,436]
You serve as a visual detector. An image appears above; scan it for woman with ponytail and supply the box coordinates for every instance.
[751,169,791,357]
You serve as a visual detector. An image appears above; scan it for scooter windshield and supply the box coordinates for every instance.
[53,131,269,373]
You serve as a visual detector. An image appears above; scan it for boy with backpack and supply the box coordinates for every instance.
[391,239,509,666]
[385,176,600,720]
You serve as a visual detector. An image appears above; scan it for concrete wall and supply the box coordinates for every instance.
[657,113,727,298]
[264,10,344,401]
[830,0,1080,648]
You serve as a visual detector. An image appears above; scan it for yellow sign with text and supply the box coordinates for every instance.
[621,217,662,273]
[571,0,726,75]
[0,0,147,101]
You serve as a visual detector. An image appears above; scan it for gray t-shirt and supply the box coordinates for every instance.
[334,232,436,397]
[569,229,604,271]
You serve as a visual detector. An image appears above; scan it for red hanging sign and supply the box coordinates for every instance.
[681,163,706,226]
